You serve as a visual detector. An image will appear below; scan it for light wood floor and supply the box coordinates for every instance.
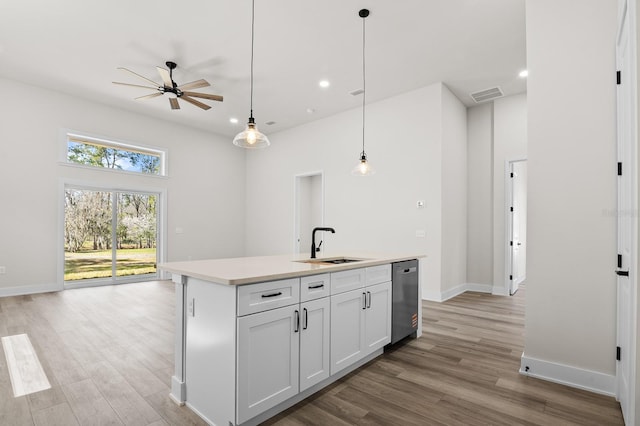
[0,282,623,425]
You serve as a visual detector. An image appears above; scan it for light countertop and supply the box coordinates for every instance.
[159,252,425,285]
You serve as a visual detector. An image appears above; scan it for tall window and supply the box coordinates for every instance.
[64,187,159,284]
[65,133,165,176]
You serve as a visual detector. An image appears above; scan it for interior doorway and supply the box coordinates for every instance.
[293,172,324,255]
[507,159,527,295]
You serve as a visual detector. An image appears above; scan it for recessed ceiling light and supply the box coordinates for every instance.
[519,70,528,78]
[319,80,330,88]
[229,118,239,124]
[306,108,316,114]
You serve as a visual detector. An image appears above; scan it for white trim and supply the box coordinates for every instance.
[520,353,616,397]
[0,282,61,298]
[423,282,493,302]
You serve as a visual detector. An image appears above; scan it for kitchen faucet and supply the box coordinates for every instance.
[311,227,335,258]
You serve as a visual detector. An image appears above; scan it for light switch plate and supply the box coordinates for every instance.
[415,230,426,238]
[0,266,5,274]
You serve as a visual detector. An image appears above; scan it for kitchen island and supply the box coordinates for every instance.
[160,252,423,426]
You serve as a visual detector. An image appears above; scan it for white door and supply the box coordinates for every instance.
[364,281,392,354]
[616,1,636,423]
[299,297,330,391]
[330,289,366,375]
[237,305,300,424]
[508,160,527,295]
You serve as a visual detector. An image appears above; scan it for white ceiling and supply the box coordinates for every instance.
[0,0,526,138]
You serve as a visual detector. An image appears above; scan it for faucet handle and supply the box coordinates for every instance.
[316,240,323,252]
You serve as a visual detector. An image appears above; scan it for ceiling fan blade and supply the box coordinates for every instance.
[169,98,180,110]
[180,95,211,110]
[117,67,160,87]
[113,81,159,90]
[157,67,173,87]
[135,92,163,100]
[178,79,210,91]
[182,91,223,102]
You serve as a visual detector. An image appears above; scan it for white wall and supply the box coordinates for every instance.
[0,77,246,294]
[441,86,468,294]
[524,0,617,383]
[492,94,527,295]
[466,94,527,293]
[244,82,467,299]
[467,103,494,286]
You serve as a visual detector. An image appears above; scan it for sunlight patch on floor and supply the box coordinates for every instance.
[2,334,51,397]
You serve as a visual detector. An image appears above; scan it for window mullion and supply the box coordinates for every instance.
[111,191,118,281]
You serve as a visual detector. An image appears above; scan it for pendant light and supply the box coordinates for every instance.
[351,8,375,176]
[233,0,270,148]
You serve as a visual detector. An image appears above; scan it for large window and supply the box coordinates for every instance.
[65,133,165,176]
[64,187,159,285]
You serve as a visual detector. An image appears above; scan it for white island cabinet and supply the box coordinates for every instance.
[330,264,392,375]
[160,253,422,426]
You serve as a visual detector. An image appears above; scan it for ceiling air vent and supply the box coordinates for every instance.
[265,121,276,126]
[470,86,503,103]
[349,88,364,96]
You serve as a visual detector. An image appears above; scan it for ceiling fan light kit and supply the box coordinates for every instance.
[233,0,270,149]
[351,8,375,176]
[113,61,223,111]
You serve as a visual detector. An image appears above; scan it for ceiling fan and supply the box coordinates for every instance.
[113,61,223,110]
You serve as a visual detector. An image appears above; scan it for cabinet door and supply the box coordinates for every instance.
[237,305,300,424]
[330,289,366,375]
[300,297,330,391]
[364,281,392,354]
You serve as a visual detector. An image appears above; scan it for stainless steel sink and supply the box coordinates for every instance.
[296,257,368,265]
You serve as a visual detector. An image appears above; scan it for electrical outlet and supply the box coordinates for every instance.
[416,200,425,208]
[0,266,6,274]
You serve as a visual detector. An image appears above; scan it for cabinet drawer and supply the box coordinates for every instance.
[237,278,300,316]
[366,264,391,286]
[330,268,365,295]
[301,274,331,302]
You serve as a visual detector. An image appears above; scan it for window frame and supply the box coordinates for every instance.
[60,130,168,177]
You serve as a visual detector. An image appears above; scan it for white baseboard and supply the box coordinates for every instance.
[492,285,510,296]
[423,282,493,302]
[0,282,62,298]
[520,353,616,397]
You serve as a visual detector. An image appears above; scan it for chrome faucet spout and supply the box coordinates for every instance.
[311,227,335,258]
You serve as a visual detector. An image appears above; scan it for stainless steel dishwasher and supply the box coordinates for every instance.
[391,260,419,344]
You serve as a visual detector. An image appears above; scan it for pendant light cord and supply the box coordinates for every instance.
[361,14,366,154]
[250,0,255,119]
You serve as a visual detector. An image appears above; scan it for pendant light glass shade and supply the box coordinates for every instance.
[352,8,374,176]
[233,0,269,149]
[233,117,270,148]
[351,151,375,176]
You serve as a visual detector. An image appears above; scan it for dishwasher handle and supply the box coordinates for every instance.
[399,267,417,274]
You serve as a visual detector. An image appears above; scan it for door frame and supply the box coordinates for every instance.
[293,171,325,255]
[615,0,637,422]
[504,158,527,296]
[59,178,168,289]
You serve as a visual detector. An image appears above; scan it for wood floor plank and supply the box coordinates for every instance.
[84,360,163,426]
[61,378,124,425]
[32,402,79,426]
